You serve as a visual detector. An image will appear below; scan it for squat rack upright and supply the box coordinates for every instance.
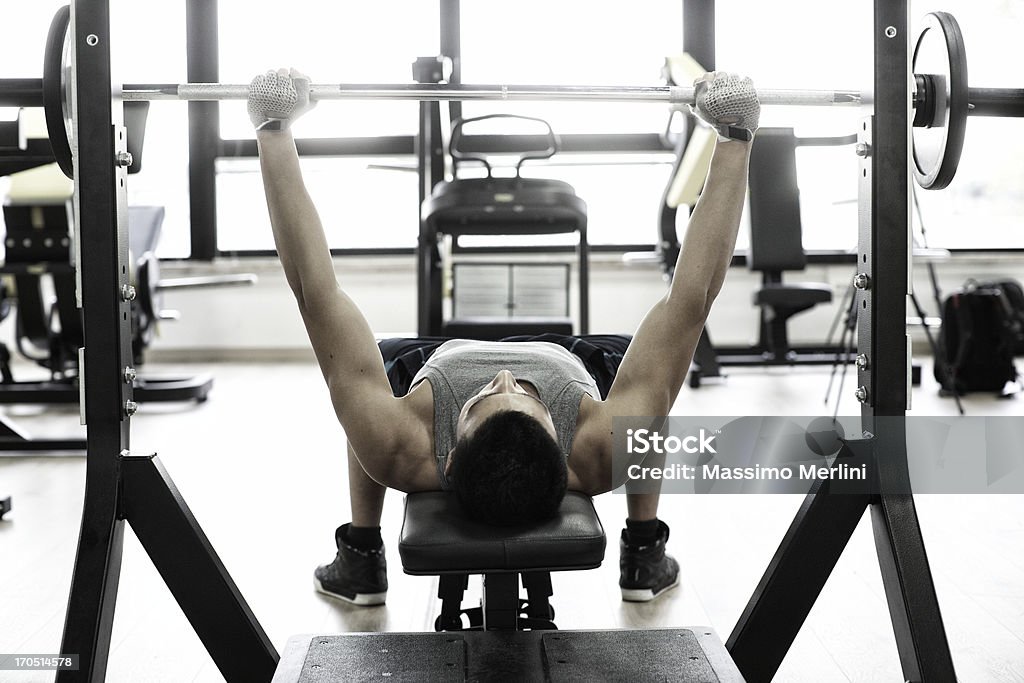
[55,0,955,681]
[57,1,278,680]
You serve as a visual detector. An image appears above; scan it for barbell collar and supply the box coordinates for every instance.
[119,82,869,107]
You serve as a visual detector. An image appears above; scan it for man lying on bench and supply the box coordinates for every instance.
[251,69,759,606]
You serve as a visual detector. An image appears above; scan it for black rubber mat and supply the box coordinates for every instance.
[299,633,465,682]
[542,629,718,682]
[280,629,741,682]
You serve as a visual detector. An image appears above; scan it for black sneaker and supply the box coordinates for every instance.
[314,524,388,606]
[619,520,680,602]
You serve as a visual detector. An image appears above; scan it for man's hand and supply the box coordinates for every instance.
[690,72,760,142]
[248,68,316,132]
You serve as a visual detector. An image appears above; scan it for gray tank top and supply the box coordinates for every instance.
[410,340,600,489]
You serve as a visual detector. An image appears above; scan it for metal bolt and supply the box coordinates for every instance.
[854,142,871,158]
[854,386,869,403]
[124,367,137,383]
[884,26,897,38]
[124,400,138,416]
[86,34,99,46]
[121,284,137,301]
[855,354,869,369]
[116,151,133,167]
[853,273,870,290]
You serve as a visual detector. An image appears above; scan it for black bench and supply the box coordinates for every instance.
[271,492,744,680]
[399,491,606,631]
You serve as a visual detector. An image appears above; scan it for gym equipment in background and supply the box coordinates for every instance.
[0,202,216,450]
[421,114,589,338]
[686,129,856,387]
[0,122,255,451]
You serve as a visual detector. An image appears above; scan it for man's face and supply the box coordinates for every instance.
[455,370,558,442]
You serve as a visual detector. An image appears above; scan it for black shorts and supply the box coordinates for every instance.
[377,334,632,400]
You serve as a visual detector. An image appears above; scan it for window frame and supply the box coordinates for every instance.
[190,0,691,259]
[184,0,1023,261]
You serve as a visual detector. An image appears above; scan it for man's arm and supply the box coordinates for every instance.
[608,137,751,414]
[253,71,430,487]
[574,74,758,493]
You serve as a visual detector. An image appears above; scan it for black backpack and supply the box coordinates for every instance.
[934,280,1021,394]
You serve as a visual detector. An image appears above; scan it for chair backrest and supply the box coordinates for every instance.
[747,128,806,274]
[449,114,559,179]
[3,201,81,356]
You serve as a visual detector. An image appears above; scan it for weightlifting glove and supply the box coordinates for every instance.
[690,72,760,142]
[248,68,316,131]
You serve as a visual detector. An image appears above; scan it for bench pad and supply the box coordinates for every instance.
[399,491,606,575]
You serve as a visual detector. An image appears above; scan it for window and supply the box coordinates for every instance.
[112,1,190,258]
[0,2,191,258]
[214,1,441,254]
[214,1,679,253]
[718,0,1024,251]
[716,0,869,254]
[911,1,1024,250]
[217,1,440,140]
[440,1,688,248]
[0,2,67,77]
[10,3,1015,259]
[216,157,419,252]
[458,0,683,135]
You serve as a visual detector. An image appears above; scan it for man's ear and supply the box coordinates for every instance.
[445,448,455,476]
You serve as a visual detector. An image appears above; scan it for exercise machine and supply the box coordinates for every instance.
[685,129,858,387]
[416,87,590,338]
[421,113,589,339]
[0,84,255,451]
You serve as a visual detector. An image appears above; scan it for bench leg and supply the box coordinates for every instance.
[521,571,556,628]
[482,573,519,630]
[435,574,469,631]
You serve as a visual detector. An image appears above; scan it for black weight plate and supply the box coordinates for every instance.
[912,11,968,190]
[43,5,74,179]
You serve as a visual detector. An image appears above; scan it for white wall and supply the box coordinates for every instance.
[140,252,1024,361]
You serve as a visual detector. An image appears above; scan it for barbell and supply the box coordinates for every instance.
[5,7,1022,189]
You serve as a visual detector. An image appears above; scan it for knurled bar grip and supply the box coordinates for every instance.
[121,82,868,106]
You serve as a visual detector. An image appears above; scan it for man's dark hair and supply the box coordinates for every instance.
[449,410,567,526]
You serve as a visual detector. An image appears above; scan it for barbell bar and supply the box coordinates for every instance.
[4,78,1019,114]
[124,82,1021,114]
[3,79,1019,114]
[121,83,868,107]
[4,6,1022,188]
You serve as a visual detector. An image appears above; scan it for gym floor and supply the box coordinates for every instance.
[1,359,1022,682]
